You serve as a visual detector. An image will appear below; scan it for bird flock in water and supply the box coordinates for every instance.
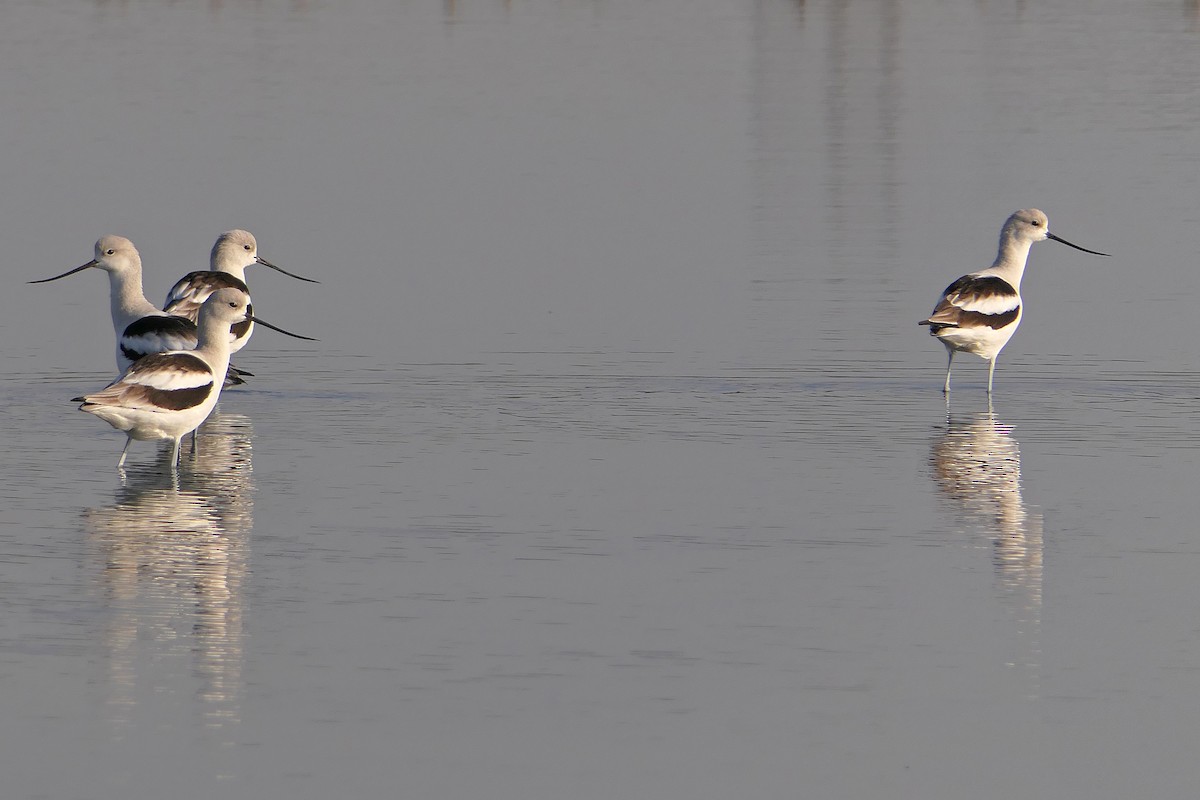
[32,211,1107,473]
[31,231,318,471]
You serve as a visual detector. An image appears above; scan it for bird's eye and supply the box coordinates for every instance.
[1030,220,1041,227]
[106,249,115,255]
[244,244,252,251]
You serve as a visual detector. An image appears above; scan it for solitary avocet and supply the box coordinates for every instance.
[163,229,318,355]
[73,288,312,469]
[919,209,1109,394]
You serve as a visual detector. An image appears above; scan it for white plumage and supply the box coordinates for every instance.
[74,288,251,469]
[920,209,1109,394]
[30,235,242,380]
[163,229,317,355]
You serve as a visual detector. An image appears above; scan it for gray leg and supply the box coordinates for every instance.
[943,350,954,394]
[987,357,997,395]
[169,437,181,470]
[117,436,132,468]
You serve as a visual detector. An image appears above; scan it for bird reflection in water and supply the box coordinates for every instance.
[83,411,253,734]
[930,403,1043,685]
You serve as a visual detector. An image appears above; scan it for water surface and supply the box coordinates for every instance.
[4,1,1200,798]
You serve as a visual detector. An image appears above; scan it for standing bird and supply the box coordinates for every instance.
[73,288,314,469]
[919,209,1110,394]
[31,236,204,374]
[163,229,318,355]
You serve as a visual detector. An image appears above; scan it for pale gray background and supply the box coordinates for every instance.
[3,1,1200,798]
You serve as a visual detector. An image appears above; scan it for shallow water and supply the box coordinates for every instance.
[5,1,1200,798]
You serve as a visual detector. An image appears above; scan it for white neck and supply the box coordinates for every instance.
[108,264,163,332]
[212,252,251,282]
[980,230,1035,291]
[193,313,236,376]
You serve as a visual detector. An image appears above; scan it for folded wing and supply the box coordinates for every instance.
[920,275,1020,331]
[76,352,214,412]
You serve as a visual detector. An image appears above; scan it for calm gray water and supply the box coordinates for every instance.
[5,1,1200,798]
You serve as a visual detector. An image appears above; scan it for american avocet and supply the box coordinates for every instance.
[919,209,1110,394]
[31,236,204,374]
[73,288,313,469]
[163,230,318,355]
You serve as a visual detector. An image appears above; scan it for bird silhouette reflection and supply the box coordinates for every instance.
[83,411,254,734]
[930,403,1043,684]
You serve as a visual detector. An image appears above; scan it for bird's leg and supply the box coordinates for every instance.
[117,436,132,468]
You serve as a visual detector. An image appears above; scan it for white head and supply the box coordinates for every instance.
[198,286,252,329]
[1001,208,1110,256]
[1001,209,1051,247]
[29,235,143,284]
[211,229,260,277]
[90,235,142,274]
[209,229,319,283]
[198,285,318,344]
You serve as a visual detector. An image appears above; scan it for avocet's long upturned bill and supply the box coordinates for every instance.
[919,209,1110,394]
[73,288,315,469]
[163,229,318,355]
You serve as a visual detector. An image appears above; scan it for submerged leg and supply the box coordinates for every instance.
[169,437,181,470]
[943,350,955,394]
[987,357,997,395]
[117,436,133,468]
